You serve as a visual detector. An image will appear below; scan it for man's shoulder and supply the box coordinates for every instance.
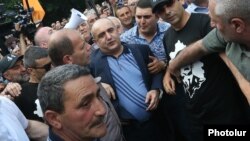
[121,26,138,38]
[0,96,13,108]
[91,48,102,57]
[157,21,170,32]
[191,13,209,19]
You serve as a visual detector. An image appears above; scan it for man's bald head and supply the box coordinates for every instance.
[91,18,116,39]
[48,29,82,66]
[34,27,53,48]
[48,29,91,67]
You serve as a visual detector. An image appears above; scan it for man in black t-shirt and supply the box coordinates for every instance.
[151,0,249,141]
[14,46,51,122]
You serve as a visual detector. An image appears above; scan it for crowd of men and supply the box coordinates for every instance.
[0,0,249,141]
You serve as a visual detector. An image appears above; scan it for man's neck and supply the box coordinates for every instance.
[51,128,93,141]
[172,11,190,31]
[102,45,124,58]
[29,76,40,83]
[123,23,133,30]
[139,26,157,43]
[113,45,124,58]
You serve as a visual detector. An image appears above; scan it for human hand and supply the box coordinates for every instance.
[101,83,116,100]
[0,82,22,99]
[145,90,159,111]
[163,70,176,95]
[168,60,181,83]
[148,56,165,74]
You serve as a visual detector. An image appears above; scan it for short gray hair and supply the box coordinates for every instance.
[215,0,250,23]
[85,9,97,17]
[37,64,91,115]
[23,46,48,68]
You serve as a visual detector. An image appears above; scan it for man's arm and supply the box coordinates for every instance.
[0,82,22,99]
[168,39,210,79]
[25,120,49,141]
[219,53,250,105]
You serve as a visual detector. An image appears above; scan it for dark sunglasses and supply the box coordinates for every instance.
[155,0,175,14]
[34,62,51,72]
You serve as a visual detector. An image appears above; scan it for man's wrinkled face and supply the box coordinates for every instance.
[71,34,92,66]
[116,7,133,27]
[59,75,107,140]
[4,60,29,83]
[92,19,121,55]
[87,14,98,29]
[208,0,234,41]
[77,22,91,42]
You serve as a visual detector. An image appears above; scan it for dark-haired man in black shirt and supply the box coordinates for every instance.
[151,0,249,141]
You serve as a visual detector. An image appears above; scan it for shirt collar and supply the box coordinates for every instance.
[132,22,168,37]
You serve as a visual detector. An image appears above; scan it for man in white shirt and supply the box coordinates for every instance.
[0,96,48,141]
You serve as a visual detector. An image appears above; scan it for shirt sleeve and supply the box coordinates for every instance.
[3,97,29,129]
[202,28,227,53]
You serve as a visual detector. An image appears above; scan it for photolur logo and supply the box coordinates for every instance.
[208,129,247,136]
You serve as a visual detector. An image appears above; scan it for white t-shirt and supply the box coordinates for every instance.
[0,96,29,141]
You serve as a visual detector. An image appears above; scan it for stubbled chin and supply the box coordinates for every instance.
[94,123,107,137]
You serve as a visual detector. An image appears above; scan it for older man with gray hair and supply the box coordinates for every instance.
[37,64,107,141]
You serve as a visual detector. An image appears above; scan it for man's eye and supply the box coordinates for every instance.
[81,101,91,108]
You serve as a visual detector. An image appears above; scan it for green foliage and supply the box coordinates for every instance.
[0,0,19,9]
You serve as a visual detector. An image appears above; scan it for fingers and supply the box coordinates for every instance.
[163,72,176,95]
[4,82,22,97]
[148,59,162,74]
[164,83,175,95]
[148,55,156,61]
[101,83,116,100]
[168,61,182,83]
[145,91,159,111]
[108,87,116,100]
[148,64,159,74]
[174,70,182,83]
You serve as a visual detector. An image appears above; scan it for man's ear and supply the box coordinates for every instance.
[44,110,62,129]
[3,71,11,81]
[230,18,245,33]
[40,41,47,48]
[26,68,33,74]
[63,55,73,64]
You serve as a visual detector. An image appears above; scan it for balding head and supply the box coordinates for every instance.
[91,18,116,39]
[34,27,53,48]
[48,29,79,66]
[91,18,122,56]
[49,28,83,46]
[48,29,91,66]
[107,16,123,35]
